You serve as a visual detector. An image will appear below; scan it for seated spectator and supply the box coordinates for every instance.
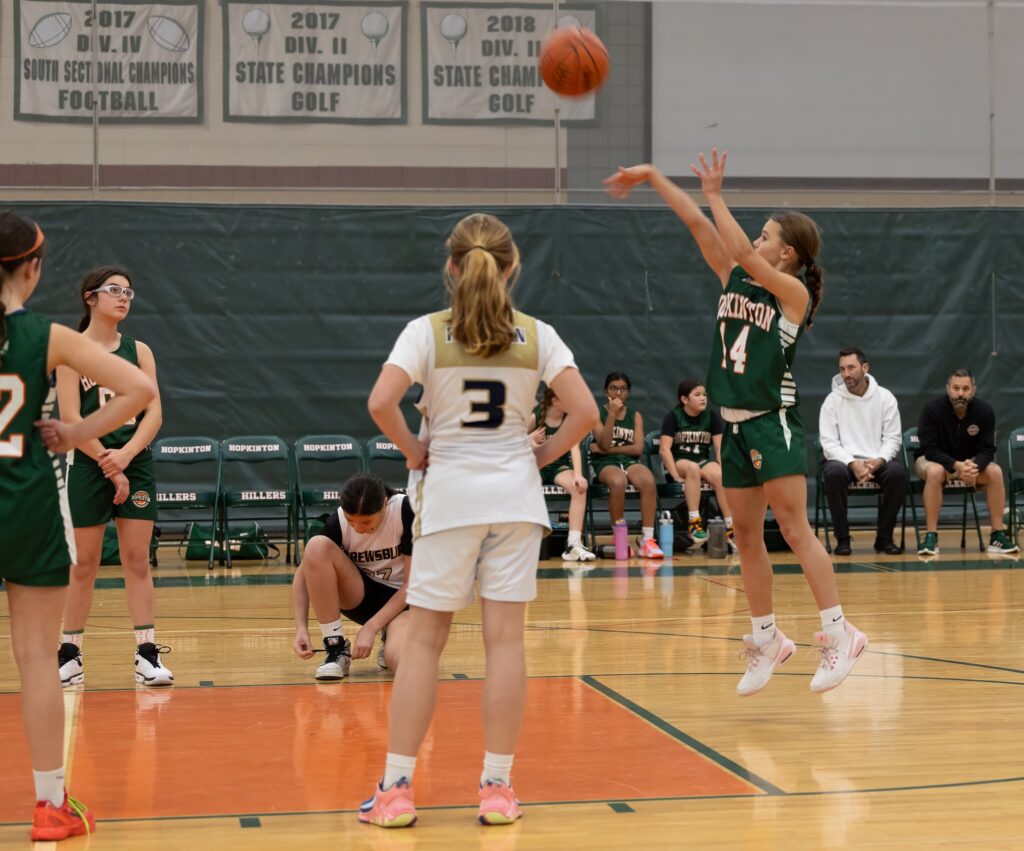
[819,348,907,555]
[659,379,734,548]
[529,387,595,562]
[591,372,662,558]
[914,368,1019,556]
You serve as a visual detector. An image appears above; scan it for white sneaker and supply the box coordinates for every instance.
[562,542,597,562]
[736,629,795,696]
[58,643,84,687]
[810,622,869,693]
[135,643,174,687]
[315,636,351,681]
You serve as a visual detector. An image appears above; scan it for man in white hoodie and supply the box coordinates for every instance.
[819,348,908,555]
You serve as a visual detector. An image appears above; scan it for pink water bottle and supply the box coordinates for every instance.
[613,519,629,560]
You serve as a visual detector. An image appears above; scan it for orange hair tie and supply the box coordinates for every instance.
[0,224,45,262]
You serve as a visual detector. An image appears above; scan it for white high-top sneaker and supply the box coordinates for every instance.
[810,622,869,693]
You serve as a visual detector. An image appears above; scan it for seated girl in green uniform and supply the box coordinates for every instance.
[56,266,171,689]
[659,379,734,548]
[528,387,595,562]
[590,372,662,559]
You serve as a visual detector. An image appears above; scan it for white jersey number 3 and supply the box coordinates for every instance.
[719,322,750,375]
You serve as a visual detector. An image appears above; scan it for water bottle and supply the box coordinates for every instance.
[613,519,629,560]
[707,517,728,559]
[658,510,674,558]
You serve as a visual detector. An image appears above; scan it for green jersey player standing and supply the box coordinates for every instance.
[56,266,172,690]
[0,212,154,839]
[605,150,868,696]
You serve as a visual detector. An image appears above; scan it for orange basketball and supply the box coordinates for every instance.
[539,27,610,98]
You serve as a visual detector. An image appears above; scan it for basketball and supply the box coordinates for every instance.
[539,27,610,98]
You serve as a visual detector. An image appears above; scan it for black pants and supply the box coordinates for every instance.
[821,459,909,542]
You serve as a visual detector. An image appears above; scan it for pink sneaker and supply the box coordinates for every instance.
[636,537,664,559]
[358,779,417,828]
[736,629,796,696]
[810,622,869,693]
[478,780,522,826]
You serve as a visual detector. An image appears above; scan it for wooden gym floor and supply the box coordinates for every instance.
[1,529,1021,850]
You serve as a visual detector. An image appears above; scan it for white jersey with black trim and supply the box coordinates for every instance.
[329,493,412,589]
[385,309,577,537]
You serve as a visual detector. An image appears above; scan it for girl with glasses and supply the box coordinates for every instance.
[56,266,172,690]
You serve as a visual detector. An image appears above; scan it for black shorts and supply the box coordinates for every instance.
[341,569,401,625]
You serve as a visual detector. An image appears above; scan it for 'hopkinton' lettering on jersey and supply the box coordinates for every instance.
[444,324,527,346]
[612,424,634,445]
[674,429,711,446]
[716,292,777,333]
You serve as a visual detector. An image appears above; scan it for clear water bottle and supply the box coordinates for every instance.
[658,510,674,558]
[707,517,728,559]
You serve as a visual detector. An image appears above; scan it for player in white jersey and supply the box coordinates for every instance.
[292,473,413,679]
[357,213,597,829]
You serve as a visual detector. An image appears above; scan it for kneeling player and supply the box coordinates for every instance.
[292,473,412,679]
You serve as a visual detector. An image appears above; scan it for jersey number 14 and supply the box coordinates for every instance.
[719,323,750,375]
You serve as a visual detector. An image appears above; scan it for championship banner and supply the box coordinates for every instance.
[15,0,203,122]
[224,1,406,123]
[422,4,596,124]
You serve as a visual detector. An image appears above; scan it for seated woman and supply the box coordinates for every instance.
[591,372,662,558]
[529,387,595,562]
[659,379,734,547]
[292,473,412,680]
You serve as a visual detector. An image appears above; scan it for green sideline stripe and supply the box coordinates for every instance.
[580,675,786,796]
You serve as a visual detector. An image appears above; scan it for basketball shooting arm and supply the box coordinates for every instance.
[368,364,428,471]
[42,324,155,457]
[694,150,809,325]
[603,164,733,286]
[96,341,163,479]
[536,367,598,470]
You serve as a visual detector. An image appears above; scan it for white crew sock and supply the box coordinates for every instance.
[33,767,65,808]
[821,605,845,640]
[319,619,343,639]
[567,530,581,547]
[642,526,654,540]
[61,631,83,649]
[134,625,155,646]
[382,753,417,789]
[481,751,514,787]
[689,511,700,522]
[751,613,776,646]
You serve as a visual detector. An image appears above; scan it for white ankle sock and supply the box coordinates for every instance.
[751,614,776,646]
[319,619,343,640]
[642,526,654,540]
[382,753,417,789]
[61,631,83,649]
[821,605,845,639]
[724,516,733,527]
[33,767,65,808]
[134,625,154,646]
[688,511,700,522]
[481,751,514,786]
[567,530,581,547]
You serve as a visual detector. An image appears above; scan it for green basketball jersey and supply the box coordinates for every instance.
[669,406,714,462]
[0,310,72,571]
[706,267,804,412]
[533,404,572,475]
[594,405,637,452]
[78,333,142,450]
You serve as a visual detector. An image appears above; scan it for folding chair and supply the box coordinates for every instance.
[293,435,365,547]
[813,436,909,553]
[151,436,221,569]
[220,435,296,567]
[644,429,714,516]
[1008,427,1024,545]
[363,434,409,493]
[903,428,984,552]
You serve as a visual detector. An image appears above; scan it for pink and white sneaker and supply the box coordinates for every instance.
[636,537,664,559]
[358,778,417,828]
[810,622,869,693]
[736,629,796,696]
[478,780,522,825]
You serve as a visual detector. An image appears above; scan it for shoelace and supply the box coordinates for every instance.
[66,795,92,838]
[138,644,172,666]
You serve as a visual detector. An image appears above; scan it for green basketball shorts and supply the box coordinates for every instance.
[68,451,158,527]
[720,408,806,489]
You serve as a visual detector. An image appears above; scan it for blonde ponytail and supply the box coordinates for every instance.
[444,213,520,358]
